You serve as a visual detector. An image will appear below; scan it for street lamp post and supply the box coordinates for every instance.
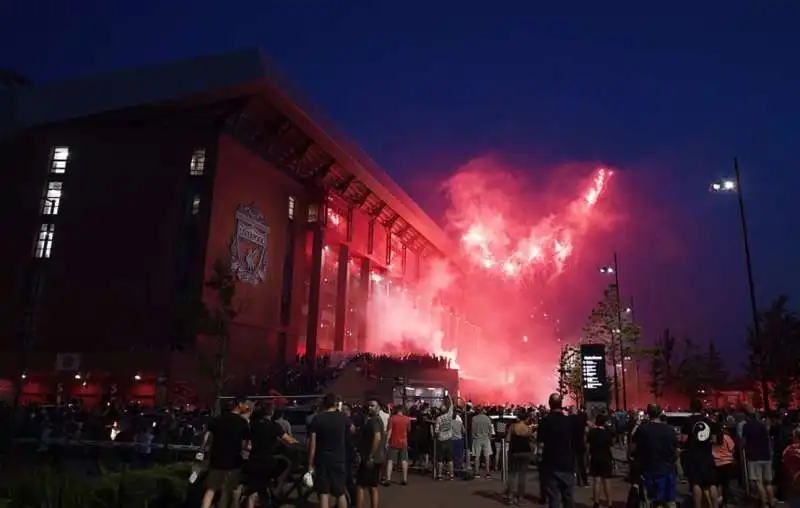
[710,158,770,410]
[600,253,626,410]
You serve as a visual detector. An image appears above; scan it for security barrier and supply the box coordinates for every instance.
[13,437,200,451]
[741,447,750,496]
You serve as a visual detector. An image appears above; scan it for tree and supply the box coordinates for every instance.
[557,346,583,405]
[675,338,704,398]
[703,341,728,387]
[657,329,676,383]
[197,259,239,414]
[747,295,800,408]
[674,338,728,400]
[583,284,642,408]
[640,346,665,401]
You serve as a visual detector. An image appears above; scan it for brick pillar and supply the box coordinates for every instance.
[357,257,371,351]
[304,224,324,363]
[333,243,349,352]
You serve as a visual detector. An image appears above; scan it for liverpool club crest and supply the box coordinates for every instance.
[230,204,269,285]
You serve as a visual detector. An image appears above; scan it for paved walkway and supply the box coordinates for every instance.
[378,473,631,508]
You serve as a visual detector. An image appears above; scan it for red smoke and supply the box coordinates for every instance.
[366,156,617,404]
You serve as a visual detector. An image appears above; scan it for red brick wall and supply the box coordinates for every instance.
[0,123,213,374]
[0,136,42,357]
[204,134,307,375]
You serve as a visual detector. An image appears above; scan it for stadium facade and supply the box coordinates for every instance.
[0,50,474,405]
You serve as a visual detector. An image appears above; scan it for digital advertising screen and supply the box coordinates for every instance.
[580,343,608,403]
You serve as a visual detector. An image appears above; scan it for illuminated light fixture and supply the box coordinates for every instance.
[134,373,142,381]
[74,373,82,380]
[624,307,632,313]
[370,272,383,283]
[81,380,88,387]
[709,179,736,193]
[599,266,614,274]
[327,210,341,225]
[21,372,27,380]
[522,335,529,343]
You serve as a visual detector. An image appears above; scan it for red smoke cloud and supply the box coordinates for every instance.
[367,156,618,403]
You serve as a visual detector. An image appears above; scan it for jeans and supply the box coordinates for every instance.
[506,452,531,499]
[544,470,576,508]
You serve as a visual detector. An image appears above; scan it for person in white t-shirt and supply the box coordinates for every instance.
[379,406,390,431]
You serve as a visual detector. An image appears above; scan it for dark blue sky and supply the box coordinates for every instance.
[3,2,798,365]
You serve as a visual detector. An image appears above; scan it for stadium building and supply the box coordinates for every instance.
[0,50,471,405]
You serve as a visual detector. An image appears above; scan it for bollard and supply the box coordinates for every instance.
[462,428,472,471]
[741,447,750,497]
[500,437,509,484]
[431,426,438,480]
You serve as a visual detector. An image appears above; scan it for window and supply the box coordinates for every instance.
[308,204,319,223]
[191,195,201,215]
[189,149,206,176]
[288,196,296,220]
[41,181,63,215]
[34,223,55,259]
[50,147,70,174]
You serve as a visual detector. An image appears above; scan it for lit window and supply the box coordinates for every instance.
[288,196,296,220]
[189,149,206,176]
[308,204,319,223]
[41,181,63,215]
[34,224,55,259]
[191,195,201,215]
[50,147,70,174]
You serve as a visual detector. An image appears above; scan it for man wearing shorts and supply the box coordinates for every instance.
[308,393,349,508]
[356,398,386,508]
[201,400,250,508]
[681,400,718,508]
[471,406,494,478]
[434,397,454,480]
[631,404,678,508]
[742,405,775,508]
[385,406,412,486]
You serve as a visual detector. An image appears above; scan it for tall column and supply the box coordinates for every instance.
[357,257,371,351]
[333,243,349,352]
[304,224,324,363]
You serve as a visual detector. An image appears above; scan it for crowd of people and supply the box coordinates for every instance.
[9,384,800,508]
[252,352,452,397]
